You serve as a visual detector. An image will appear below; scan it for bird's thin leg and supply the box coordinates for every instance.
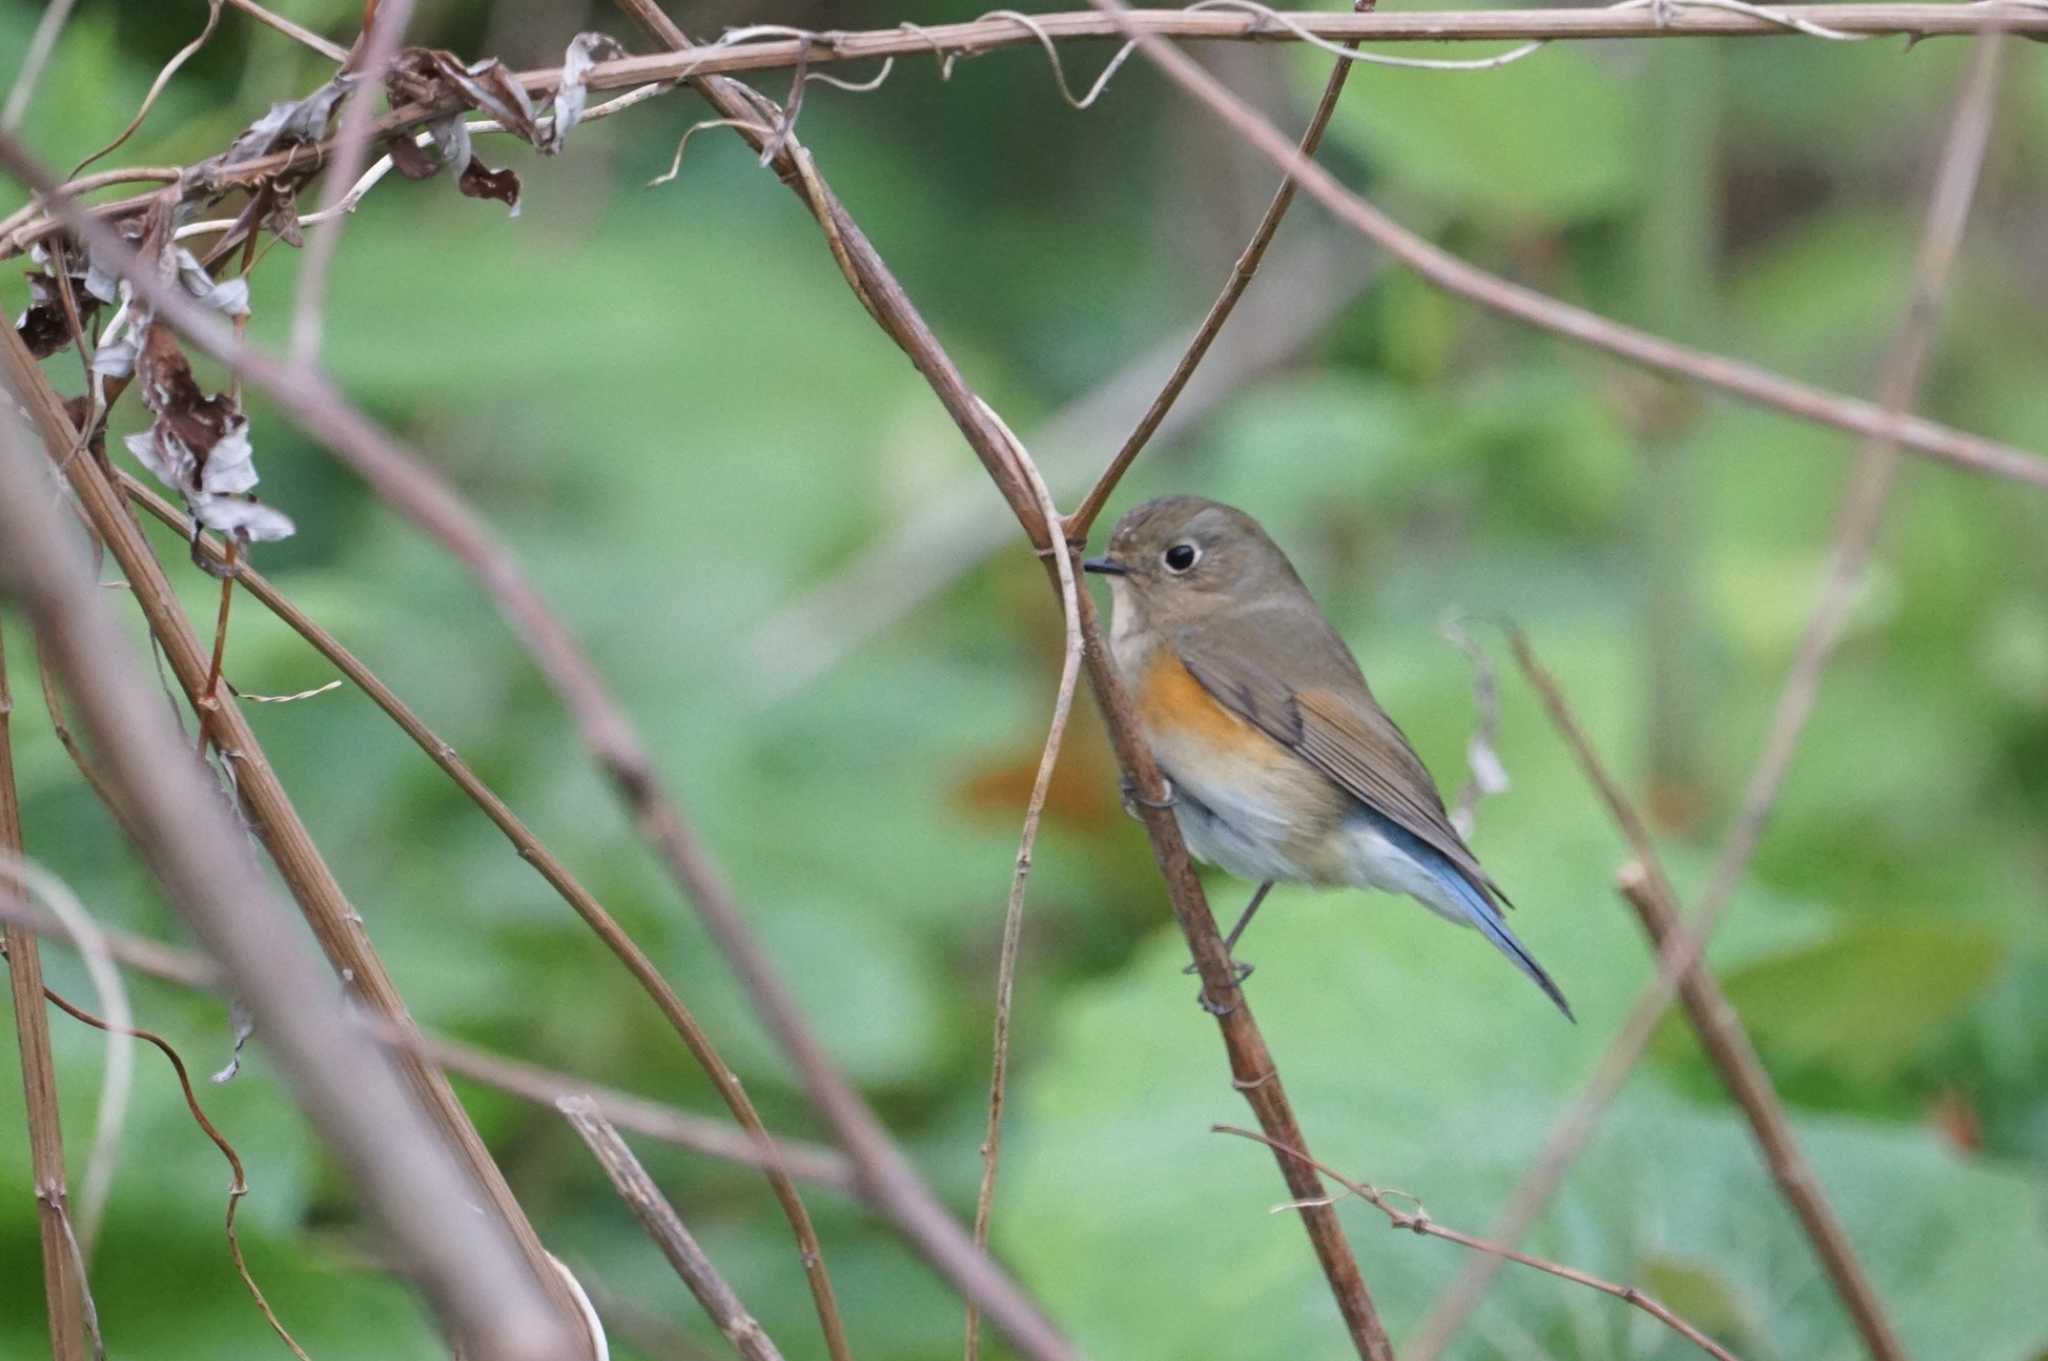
[1185,880,1272,983]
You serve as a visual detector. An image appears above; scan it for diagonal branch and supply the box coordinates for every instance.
[0,891,859,1193]
[1505,629,1906,1360]
[0,243,590,1355]
[114,469,852,1346]
[0,123,1057,1361]
[1068,0,1370,538]
[562,1097,786,1361]
[0,412,577,1361]
[965,413,1084,1361]
[1406,31,2003,1361]
[0,625,91,1361]
[1082,0,2048,489]
[1217,1126,1744,1361]
[613,2,1397,1354]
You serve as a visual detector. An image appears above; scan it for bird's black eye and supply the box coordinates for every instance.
[1162,542,1199,573]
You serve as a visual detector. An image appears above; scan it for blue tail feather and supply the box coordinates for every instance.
[1374,820,1574,1021]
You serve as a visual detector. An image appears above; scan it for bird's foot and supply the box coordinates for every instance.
[1119,776,1176,819]
[1182,957,1254,984]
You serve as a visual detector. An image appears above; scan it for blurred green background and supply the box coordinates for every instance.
[4,2,2047,1358]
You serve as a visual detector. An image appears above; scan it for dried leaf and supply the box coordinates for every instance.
[124,323,293,544]
[543,32,627,153]
[256,183,306,248]
[211,998,255,1084]
[388,48,540,145]
[91,335,138,379]
[223,73,354,166]
[457,157,521,215]
[383,130,439,180]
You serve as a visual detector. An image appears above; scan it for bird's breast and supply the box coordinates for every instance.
[1133,648,1344,884]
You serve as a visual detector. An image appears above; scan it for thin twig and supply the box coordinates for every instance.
[0,892,859,1192]
[1067,0,1368,537]
[1215,1126,1745,1361]
[11,4,2048,257]
[0,625,92,1361]
[1406,33,2002,1361]
[116,469,852,1352]
[290,0,413,367]
[225,0,353,62]
[36,980,311,1360]
[964,410,1083,1361]
[614,0,1392,1352]
[0,857,134,1262]
[1082,0,2048,489]
[1,253,589,1346]
[746,236,1377,703]
[69,0,225,176]
[560,1097,787,1361]
[0,411,579,1361]
[196,540,237,757]
[0,0,81,132]
[1504,627,1905,1359]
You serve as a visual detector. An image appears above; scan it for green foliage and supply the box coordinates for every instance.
[4,2,2047,1359]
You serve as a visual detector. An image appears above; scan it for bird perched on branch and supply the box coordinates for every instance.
[1084,495,1571,1019]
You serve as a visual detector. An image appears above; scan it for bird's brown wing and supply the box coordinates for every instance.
[1175,628,1510,907]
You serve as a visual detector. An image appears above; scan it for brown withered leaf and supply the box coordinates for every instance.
[384,131,440,180]
[219,73,354,169]
[14,244,105,358]
[387,48,540,145]
[122,323,292,544]
[457,157,521,213]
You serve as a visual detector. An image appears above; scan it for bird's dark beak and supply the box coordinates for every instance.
[1082,555,1128,576]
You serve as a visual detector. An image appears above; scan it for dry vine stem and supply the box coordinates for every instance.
[1080,0,2047,489]
[110,470,854,1360]
[606,0,1400,1354]
[1406,31,2002,1361]
[0,627,91,1361]
[1505,628,1903,1358]
[0,118,1064,1361]
[1215,1126,1744,1361]
[0,416,577,1360]
[965,410,1083,1361]
[561,1097,788,1361]
[0,891,860,1193]
[0,277,593,1355]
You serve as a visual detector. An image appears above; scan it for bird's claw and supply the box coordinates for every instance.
[1181,958,1254,984]
[1120,776,1177,819]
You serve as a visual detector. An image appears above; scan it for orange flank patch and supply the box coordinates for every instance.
[1139,649,1271,760]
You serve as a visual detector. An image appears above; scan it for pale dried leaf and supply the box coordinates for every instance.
[194,495,295,543]
[210,998,255,1084]
[544,32,627,154]
[224,74,354,165]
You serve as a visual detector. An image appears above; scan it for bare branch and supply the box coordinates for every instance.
[0,0,80,132]
[1068,0,1368,537]
[35,978,310,1360]
[290,0,413,366]
[1408,33,2003,1361]
[3,122,1057,1361]
[0,626,91,1361]
[0,412,577,1361]
[118,464,852,1361]
[1505,628,1907,1358]
[1084,0,2047,488]
[612,1,1396,1351]
[965,411,1083,1361]
[0,892,858,1192]
[224,0,352,62]
[560,1097,787,1361]
[1216,1126,1745,1361]
[0,856,133,1263]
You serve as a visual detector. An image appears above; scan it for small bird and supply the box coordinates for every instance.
[1084,495,1571,1019]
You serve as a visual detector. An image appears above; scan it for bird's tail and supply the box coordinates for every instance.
[1380,822,1575,1021]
